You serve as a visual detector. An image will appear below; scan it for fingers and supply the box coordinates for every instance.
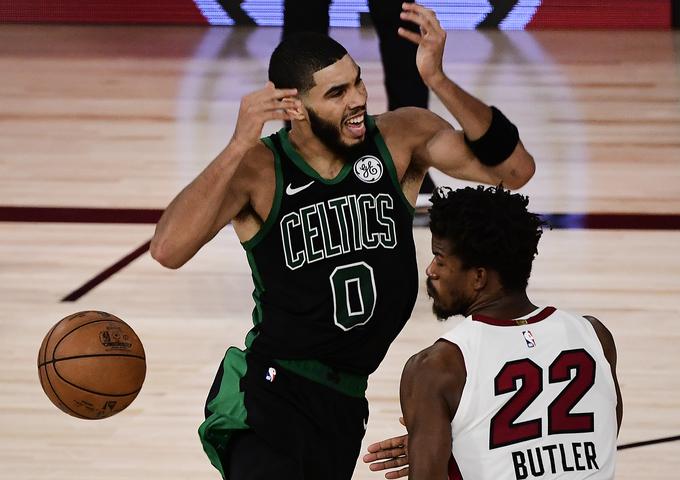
[385,466,410,479]
[400,3,443,36]
[260,97,300,111]
[266,110,294,122]
[366,435,407,453]
[253,85,301,117]
[402,2,436,18]
[368,456,409,472]
[262,82,298,100]
[258,101,298,120]
[364,447,406,463]
[243,97,301,121]
[269,87,299,100]
[364,429,409,480]
[397,27,421,45]
[248,84,298,103]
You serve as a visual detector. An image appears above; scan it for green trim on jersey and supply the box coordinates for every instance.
[241,136,284,251]
[366,115,416,217]
[275,358,368,398]
[198,347,250,479]
[241,138,274,346]
[278,128,353,184]
[244,250,264,349]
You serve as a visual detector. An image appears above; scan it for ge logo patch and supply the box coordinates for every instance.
[353,155,383,183]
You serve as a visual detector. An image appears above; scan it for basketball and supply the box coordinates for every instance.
[37,311,146,420]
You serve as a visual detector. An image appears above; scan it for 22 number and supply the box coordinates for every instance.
[489,349,595,449]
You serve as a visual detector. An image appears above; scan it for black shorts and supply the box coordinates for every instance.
[199,348,369,480]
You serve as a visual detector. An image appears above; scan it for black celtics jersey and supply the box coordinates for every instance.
[241,115,418,375]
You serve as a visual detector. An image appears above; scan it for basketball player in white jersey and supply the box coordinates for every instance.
[364,186,623,480]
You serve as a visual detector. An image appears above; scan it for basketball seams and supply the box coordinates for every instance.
[38,311,146,419]
[51,318,143,362]
[39,313,89,418]
[37,353,146,369]
[40,316,62,365]
[43,363,89,419]
[52,355,146,397]
[52,359,143,397]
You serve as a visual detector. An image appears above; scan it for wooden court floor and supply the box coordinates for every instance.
[1,25,680,479]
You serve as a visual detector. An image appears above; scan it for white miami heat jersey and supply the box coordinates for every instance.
[441,307,617,480]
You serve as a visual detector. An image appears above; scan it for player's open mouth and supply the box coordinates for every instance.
[344,113,365,139]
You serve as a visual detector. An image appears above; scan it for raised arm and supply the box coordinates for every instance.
[150,83,299,269]
[398,3,534,189]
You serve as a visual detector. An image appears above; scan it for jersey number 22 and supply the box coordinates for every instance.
[489,349,596,449]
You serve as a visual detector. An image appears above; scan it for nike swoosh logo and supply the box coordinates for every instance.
[286,181,314,196]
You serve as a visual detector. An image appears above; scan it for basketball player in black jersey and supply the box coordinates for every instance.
[151,3,535,479]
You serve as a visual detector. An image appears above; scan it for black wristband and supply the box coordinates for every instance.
[464,106,519,167]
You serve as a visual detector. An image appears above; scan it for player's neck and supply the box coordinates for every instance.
[288,125,348,176]
[465,291,538,320]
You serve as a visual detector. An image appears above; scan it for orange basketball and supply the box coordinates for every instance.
[37,311,146,420]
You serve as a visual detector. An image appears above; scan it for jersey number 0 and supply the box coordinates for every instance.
[330,262,377,331]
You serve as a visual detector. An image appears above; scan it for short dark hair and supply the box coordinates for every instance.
[268,32,348,93]
[429,186,548,291]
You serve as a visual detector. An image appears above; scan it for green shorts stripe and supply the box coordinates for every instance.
[198,347,249,479]
[275,358,368,398]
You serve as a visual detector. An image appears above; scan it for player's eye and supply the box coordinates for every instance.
[431,255,444,267]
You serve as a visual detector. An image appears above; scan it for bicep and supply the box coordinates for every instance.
[418,121,534,189]
[208,180,250,240]
[208,146,272,241]
[422,127,501,184]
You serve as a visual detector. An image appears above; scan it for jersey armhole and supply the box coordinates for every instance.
[580,316,618,391]
[368,115,416,217]
[438,337,473,435]
[241,137,284,251]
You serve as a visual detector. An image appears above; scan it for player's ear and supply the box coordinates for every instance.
[472,267,488,291]
[296,100,309,121]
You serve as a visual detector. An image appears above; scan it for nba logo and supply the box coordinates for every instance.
[265,367,277,383]
[522,331,536,348]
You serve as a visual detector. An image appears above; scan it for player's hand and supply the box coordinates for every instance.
[231,82,301,151]
[398,2,446,87]
[363,417,410,479]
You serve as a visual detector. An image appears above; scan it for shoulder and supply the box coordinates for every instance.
[229,141,278,224]
[403,340,466,390]
[583,315,615,347]
[246,139,276,169]
[583,315,618,365]
[233,140,276,185]
[401,340,466,414]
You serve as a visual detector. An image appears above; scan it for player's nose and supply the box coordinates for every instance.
[426,259,436,278]
[347,85,366,110]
